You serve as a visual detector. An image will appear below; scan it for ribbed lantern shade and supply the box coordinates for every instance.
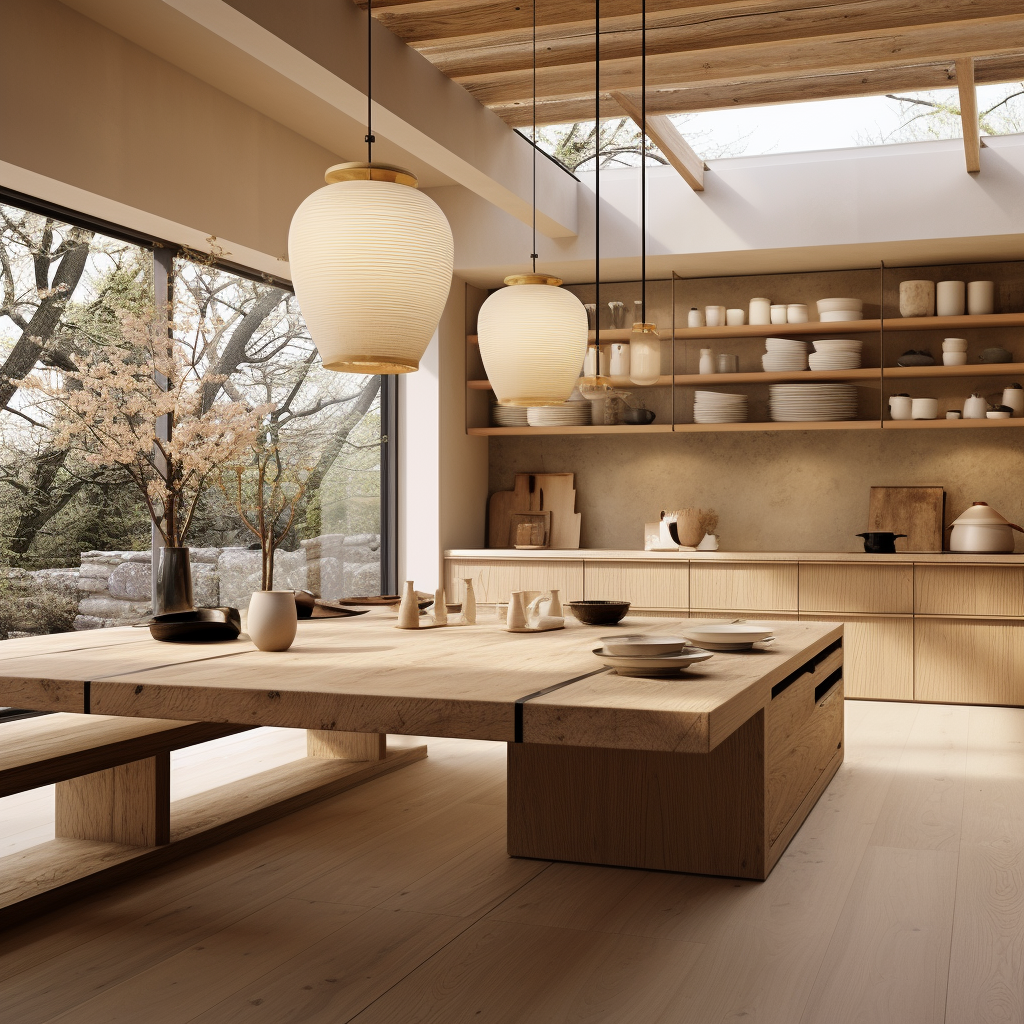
[478,275,588,407]
[629,322,661,386]
[288,162,454,374]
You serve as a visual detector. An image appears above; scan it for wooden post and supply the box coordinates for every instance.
[55,754,171,846]
[307,730,387,761]
[956,58,981,174]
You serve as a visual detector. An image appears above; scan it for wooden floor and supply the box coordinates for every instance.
[0,700,1021,1023]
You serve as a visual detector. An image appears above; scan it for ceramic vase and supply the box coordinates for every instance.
[967,280,995,314]
[899,280,934,317]
[397,581,420,628]
[155,546,193,615]
[247,591,297,651]
[699,348,715,374]
[546,589,563,617]
[433,587,447,625]
[666,508,704,548]
[1002,385,1024,417]
[460,578,477,625]
[936,280,966,317]
[748,298,771,325]
[506,592,527,629]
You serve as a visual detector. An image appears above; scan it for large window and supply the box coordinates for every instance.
[0,196,390,640]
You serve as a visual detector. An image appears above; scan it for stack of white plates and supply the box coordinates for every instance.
[769,383,859,422]
[817,297,864,322]
[694,390,748,423]
[762,337,809,372]
[526,403,591,426]
[808,339,863,371]
[681,623,776,651]
[492,405,529,426]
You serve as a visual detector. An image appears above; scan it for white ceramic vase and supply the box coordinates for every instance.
[397,580,420,628]
[247,591,298,652]
[460,578,477,625]
[506,592,528,629]
[433,586,447,625]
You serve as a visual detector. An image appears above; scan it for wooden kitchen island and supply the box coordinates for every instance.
[0,614,843,921]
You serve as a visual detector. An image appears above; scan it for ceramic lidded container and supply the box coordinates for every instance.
[949,502,1024,554]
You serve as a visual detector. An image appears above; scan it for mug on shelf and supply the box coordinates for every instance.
[726,308,746,326]
[889,394,913,420]
[770,304,788,324]
[936,280,966,317]
[967,280,995,315]
[787,303,809,323]
[705,305,726,327]
[912,398,938,420]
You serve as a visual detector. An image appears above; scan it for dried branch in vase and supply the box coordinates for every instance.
[699,509,719,536]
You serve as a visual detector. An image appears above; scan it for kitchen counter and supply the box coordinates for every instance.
[447,548,1024,563]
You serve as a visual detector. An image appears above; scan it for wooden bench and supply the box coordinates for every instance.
[0,713,426,927]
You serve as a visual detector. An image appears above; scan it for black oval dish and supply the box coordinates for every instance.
[568,600,631,625]
[149,607,242,643]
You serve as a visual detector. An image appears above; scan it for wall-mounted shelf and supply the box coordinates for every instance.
[468,424,674,436]
[883,417,1024,429]
[884,362,1024,379]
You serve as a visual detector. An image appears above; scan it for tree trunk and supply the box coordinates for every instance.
[304,375,382,495]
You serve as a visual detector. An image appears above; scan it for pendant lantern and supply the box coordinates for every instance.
[476,0,589,408]
[288,162,453,374]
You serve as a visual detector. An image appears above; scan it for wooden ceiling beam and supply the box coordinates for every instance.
[455,14,1024,106]
[610,90,705,190]
[488,54,1024,127]
[416,0,1019,78]
[955,57,982,172]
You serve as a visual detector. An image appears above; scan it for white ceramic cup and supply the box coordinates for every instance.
[770,304,788,324]
[749,297,771,325]
[726,308,746,326]
[787,303,809,323]
[936,280,966,317]
[942,337,968,352]
[609,342,630,377]
[705,305,726,327]
[943,352,968,366]
[889,395,913,420]
[967,280,995,315]
[912,398,939,419]
[247,591,298,652]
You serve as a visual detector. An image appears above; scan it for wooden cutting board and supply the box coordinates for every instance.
[488,473,581,548]
[868,486,945,552]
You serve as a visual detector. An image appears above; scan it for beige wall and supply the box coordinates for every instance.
[489,429,1024,553]
[2,0,339,264]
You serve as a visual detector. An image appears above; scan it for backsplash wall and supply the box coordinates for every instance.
[489,430,1024,552]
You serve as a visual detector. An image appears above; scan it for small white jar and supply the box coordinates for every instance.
[749,297,771,325]
[936,280,966,317]
[687,307,705,328]
[967,280,995,315]
[786,303,809,323]
[725,308,746,326]
[770,304,788,324]
[699,348,715,374]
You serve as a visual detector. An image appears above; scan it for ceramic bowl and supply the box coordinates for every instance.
[598,635,689,656]
[819,310,863,322]
[817,297,864,313]
[942,338,968,352]
[568,600,631,625]
[981,347,1013,363]
[149,607,241,643]
[623,408,656,424]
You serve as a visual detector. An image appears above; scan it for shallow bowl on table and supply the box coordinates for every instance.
[598,635,690,656]
[593,647,714,676]
[149,607,242,643]
[569,600,631,625]
[682,623,775,649]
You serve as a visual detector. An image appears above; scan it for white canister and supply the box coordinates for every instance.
[912,398,938,419]
[936,280,966,317]
[967,280,995,315]
[1002,384,1024,417]
[247,590,298,651]
[705,305,726,327]
[787,303,809,323]
[749,297,771,325]
[726,308,745,326]
[770,304,788,324]
[888,394,912,420]
[699,348,715,374]
[609,342,630,377]
[942,337,968,352]
[583,345,611,378]
[943,352,968,366]
[687,307,705,328]
[963,393,989,419]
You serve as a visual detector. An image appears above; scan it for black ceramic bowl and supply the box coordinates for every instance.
[623,408,656,425]
[568,600,631,625]
[149,607,241,643]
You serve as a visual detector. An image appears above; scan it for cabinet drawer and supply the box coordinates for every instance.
[915,565,1024,617]
[584,561,687,610]
[691,562,798,612]
[801,613,913,700]
[800,563,913,614]
[914,618,1024,706]
[445,559,583,605]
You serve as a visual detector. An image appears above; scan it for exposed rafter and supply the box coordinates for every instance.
[956,57,983,172]
[611,90,705,190]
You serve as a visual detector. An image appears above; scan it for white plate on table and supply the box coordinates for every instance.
[593,647,714,676]
[682,624,775,649]
[598,635,691,656]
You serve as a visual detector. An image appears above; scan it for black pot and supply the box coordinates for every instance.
[857,532,907,553]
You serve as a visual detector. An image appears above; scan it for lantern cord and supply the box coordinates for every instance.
[641,0,646,323]
[366,0,375,162]
[531,0,538,272]
[595,0,600,349]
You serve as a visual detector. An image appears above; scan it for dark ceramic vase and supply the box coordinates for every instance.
[155,546,194,614]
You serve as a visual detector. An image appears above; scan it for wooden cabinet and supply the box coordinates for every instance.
[915,565,1024,617]
[801,614,913,700]
[584,560,687,610]
[691,562,798,613]
[914,618,1024,706]
[445,558,583,604]
[800,563,913,614]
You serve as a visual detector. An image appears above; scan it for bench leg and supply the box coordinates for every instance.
[306,730,386,761]
[54,754,170,847]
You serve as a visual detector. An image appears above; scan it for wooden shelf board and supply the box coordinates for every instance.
[673,420,881,432]
[884,362,1024,378]
[882,313,1024,331]
[470,422,879,435]
[468,424,674,435]
[882,417,1024,428]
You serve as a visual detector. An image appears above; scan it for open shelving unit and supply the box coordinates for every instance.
[466,261,1024,436]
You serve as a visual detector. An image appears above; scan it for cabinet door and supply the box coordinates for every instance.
[584,561,688,611]
[914,617,1024,706]
[445,558,583,605]
[801,614,913,700]
[800,563,913,614]
[915,565,1024,617]
[690,562,798,613]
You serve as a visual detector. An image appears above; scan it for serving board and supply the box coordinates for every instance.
[488,473,581,549]
[868,485,945,552]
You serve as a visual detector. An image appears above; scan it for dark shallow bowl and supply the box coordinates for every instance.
[981,347,1013,363]
[149,607,241,643]
[568,600,631,625]
[623,408,656,425]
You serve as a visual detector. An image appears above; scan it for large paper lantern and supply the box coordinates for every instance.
[288,162,454,374]
[477,275,588,407]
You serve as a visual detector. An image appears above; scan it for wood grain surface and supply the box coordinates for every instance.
[915,564,1024,617]
[690,561,799,612]
[445,556,584,604]
[799,562,914,614]
[914,618,1024,705]
[583,559,688,610]
[868,485,945,552]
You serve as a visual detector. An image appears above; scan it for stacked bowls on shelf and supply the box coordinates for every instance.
[693,390,748,423]
[769,383,859,422]
[492,405,529,426]
[816,297,863,322]
[808,339,863,370]
[762,337,809,371]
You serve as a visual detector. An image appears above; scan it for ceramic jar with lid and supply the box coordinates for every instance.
[963,393,989,419]
[949,502,1024,553]
[1002,383,1024,417]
